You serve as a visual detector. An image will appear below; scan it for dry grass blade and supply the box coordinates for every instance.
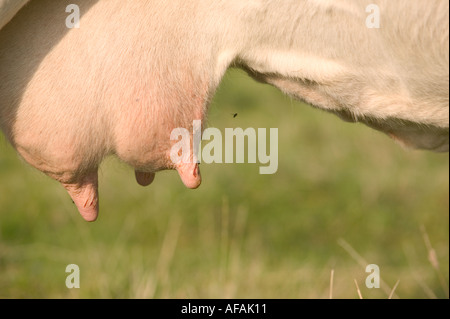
[354,279,363,299]
[329,269,334,299]
[420,225,449,298]
[388,279,400,299]
[154,215,183,297]
[219,196,230,286]
[402,243,439,299]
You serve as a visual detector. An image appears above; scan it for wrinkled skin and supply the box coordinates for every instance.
[0,0,448,221]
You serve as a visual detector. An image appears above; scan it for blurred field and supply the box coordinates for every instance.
[0,69,448,299]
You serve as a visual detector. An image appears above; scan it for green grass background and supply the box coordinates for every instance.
[0,69,448,298]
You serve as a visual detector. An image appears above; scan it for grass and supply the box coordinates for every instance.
[0,69,448,298]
